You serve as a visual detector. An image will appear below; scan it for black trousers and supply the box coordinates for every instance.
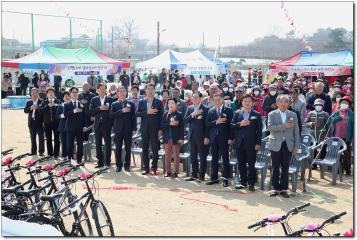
[210,136,229,181]
[95,126,112,166]
[44,121,60,157]
[20,86,27,96]
[189,135,207,178]
[29,124,45,155]
[54,85,61,96]
[270,142,292,191]
[115,131,132,168]
[67,129,83,163]
[141,130,159,170]
[236,143,257,186]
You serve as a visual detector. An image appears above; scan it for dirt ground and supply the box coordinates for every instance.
[1,109,354,236]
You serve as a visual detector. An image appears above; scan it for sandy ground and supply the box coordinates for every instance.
[1,109,354,236]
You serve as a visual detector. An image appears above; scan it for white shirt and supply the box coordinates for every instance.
[216,104,224,116]
[32,98,39,119]
[100,96,106,106]
[278,109,287,123]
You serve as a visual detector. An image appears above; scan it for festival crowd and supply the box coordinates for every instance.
[19,68,354,198]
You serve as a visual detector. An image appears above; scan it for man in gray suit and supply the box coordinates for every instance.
[267,94,300,198]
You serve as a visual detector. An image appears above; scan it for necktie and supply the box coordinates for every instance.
[32,100,36,119]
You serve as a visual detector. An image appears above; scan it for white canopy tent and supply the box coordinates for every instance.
[135,49,227,75]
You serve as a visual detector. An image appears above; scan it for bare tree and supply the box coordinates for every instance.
[112,17,140,58]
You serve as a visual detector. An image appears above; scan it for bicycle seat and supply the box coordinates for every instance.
[2,184,24,194]
[40,193,64,203]
[42,164,55,171]
[16,188,42,198]
[2,156,14,166]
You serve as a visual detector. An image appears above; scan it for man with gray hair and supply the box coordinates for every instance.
[306,82,332,114]
[267,94,300,198]
[24,88,45,156]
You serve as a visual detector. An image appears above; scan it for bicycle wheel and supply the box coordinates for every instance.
[73,203,93,236]
[91,200,114,236]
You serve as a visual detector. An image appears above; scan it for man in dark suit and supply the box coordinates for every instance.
[205,94,234,187]
[184,91,209,182]
[40,87,61,159]
[64,87,86,165]
[24,88,45,156]
[136,83,163,175]
[56,91,70,160]
[79,83,96,141]
[110,86,137,172]
[89,83,114,169]
[53,75,62,96]
[231,94,262,191]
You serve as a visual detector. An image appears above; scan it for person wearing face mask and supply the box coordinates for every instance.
[306,82,332,114]
[252,86,265,116]
[325,96,354,175]
[342,78,353,96]
[332,91,345,113]
[221,83,234,101]
[306,99,329,144]
[108,84,118,100]
[262,84,279,117]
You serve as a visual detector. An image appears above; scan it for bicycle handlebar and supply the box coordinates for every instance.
[61,167,109,186]
[285,203,311,217]
[319,211,346,229]
[2,149,13,155]
[12,153,30,161]
[248,219,267,229]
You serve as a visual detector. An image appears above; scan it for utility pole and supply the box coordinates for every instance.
[157,21,160,56]
[69,18,72,48]
[111,26,114,57]
[218,35,221,58]
[100,20,103,51]
[31,13,34,51]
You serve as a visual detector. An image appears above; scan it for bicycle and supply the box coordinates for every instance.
[287,211,347,237]
[248,203,310,236]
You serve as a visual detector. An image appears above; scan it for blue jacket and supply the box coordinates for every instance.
[63,100,86,132]
[110,100,137,134]
[89,96,114,131]
[160,110,184,144]
[136,98,163,134]
[231,109,262,149]
[56,104,67,133]
[184,104,209,140]
[206,105,234,143]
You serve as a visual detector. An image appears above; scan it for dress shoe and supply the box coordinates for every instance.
[206,180,219,185]
[171,173,178,178]
[30,152,37,156]
[235,184,247,190]
[281,191,290,198]
[223,180,229,187]
[95,164,104,169]
[54,156,59,160]
[346,170,351,176]
[116,167,122,172]
[150,169,157,176]
[164,173,171,177]
[124,167,130,172]
[270,191,279,197]
[39,153,45,157]
[141,170,149,175]
[248,185,255,192]
[198,175,205,182]
[185,176,195,181]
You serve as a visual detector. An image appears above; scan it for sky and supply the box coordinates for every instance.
[1,1,353,48]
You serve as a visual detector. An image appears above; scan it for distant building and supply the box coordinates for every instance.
[40,34,93,48]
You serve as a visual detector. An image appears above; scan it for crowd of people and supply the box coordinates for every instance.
[21,68,354,198]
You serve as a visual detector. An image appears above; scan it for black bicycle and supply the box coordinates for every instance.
[287,211,347,237]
